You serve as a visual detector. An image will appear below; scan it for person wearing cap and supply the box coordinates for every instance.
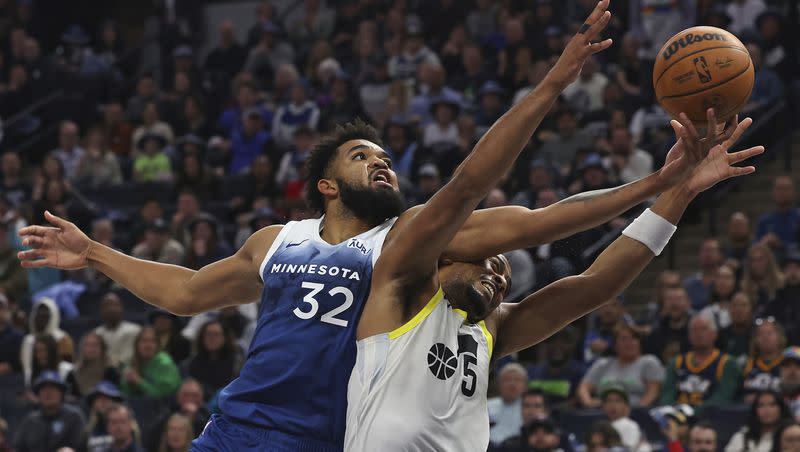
[13,370,86,452]
[781,347,800,421]
[244,20,295,84]
[600,383,652,452]
[132,218,185,266]
[149,310,192,365]
[229,105,272,175]
[763,252,800,344]
[133,131,172,183]
[85,381,125,452]
[410,163,442,204]
[388,15,440,81]
[475,80,507,136]
[131,100,175,151]
[0,293,23,376]
[271,79,320,150]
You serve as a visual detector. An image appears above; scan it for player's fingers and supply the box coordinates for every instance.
[18,225,55,237]
[21,236,46,248]
[589,38,613,54]
[729,146,765,164]
[582,0,610,29]
[722,117,753,149]
[583,10,611,42]
[19,258,54,269]
[17,249,47,261]
[678,113,700,140]
[44,210,71,229]
[728,166,756,178]
[705,109,718,142]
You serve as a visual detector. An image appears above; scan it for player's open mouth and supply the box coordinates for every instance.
[371,170,392,189]
[481,280,496,300]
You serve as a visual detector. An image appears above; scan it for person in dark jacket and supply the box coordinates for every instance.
[148,310,191,364]
[763,252,800,344]
[0,293,23,375]
[13,370,86,452]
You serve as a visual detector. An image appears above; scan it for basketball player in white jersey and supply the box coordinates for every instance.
[346,105,764,449]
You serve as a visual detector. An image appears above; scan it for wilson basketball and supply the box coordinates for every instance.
[653,26,754,125]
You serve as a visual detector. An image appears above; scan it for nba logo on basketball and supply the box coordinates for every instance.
[693,56,712,84]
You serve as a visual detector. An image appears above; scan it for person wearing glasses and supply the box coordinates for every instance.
[659,314,740,408]
[741,317,787,402]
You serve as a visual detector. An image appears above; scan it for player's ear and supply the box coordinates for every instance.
[317,178,337,198]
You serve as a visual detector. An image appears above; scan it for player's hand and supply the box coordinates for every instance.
[684,116,764,194]
[17,211,93,270]
[547,0,613,87]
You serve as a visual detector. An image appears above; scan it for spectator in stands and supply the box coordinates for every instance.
[489,363,528,446]
[275,125,315,189]
[13,371,85,452]
[725,390,790,452]
[645,285,692,363]
[764,252,800,344]
[105,403,143,452]
[21,297,74,380]
[562,56,608,114]
[156,413,193,452]
[147,379,209,452]
[756,176,799,253]
[359,53,392,124]
[743,43,784,117]
[389,16,440,81]
[584,421,625,452]
[171,190,203,247]
[422,94,460,152]
[75,126,123,189]
[184,319,242,397]
[408,164,442,205]
[725,212,753,270]
[683,238,724,310]
[774,421,800,452]
[501,417,564,452]
[204,20,246,98]
[1,151,31,206]
[781,347,800,421]
[148,310,190,364]
[718,292,756,358]
[103,102,134,159]
[133,133,173,183]
[741,244,784,308]
[0,220,27,300]
[25,334,73,389]
[319,72,364,133]
[245,21,295,83]
[660,314,739,407]
[599,384,651,452]
[66,332,120,398]
[131,102,175,150]
[538,109,593,169]
[607,126,653,184]
[126,74,161,123]
[229,108,271,175]
[85,381,125,452]
[133,219,185,266]
[184,215,232,270]
[0,293,23,375]
[94,292,141,367]
[699,264,738,330]
[664,421,718,452]
[52,120,85,181]
[742,319,786,401]
[496,389,556,451]
[177,98,215,141]
[528,326,585,406]
[271,80,320,150]
[120,326,180,398]
[410,62,461,124]
[582,299,628,363]
[0,418,9,452]
[579,323,665,408]
[569,153,617,196]
[219,81,270,138]
[174,152,218,202]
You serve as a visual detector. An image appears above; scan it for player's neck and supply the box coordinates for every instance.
[321,206,379,245]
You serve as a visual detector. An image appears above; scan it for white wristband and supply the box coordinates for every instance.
[621,208,677,256]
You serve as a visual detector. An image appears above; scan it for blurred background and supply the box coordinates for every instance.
[0,0,797,451]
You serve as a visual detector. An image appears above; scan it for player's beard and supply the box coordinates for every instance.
[337,179,406,225]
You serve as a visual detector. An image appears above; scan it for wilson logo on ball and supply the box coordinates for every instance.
[662,32,728,61]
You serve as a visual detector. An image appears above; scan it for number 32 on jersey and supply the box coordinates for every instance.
[294,282,354,327]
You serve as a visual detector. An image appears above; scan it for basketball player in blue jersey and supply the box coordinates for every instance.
[16,1,743,449]
[346,110,764,449]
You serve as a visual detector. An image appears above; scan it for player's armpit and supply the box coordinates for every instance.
[89,225,281,316]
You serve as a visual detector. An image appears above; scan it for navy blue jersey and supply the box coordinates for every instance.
[217,218,395,445]
[742,356,783,396]
[675,349,729,406]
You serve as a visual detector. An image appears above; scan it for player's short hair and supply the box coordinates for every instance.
[304,118,383,213]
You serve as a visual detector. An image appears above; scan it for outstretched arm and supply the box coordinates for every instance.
[443,111,740,262]
[379,1,613,283]
[18,213,276,315]
[486,116,762,358]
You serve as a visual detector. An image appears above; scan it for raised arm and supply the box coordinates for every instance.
[443,111,741,262]
[18,212,276,315]
[486,116,762,359]
[379,1,613,282]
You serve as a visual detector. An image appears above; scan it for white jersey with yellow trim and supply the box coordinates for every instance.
[345,288,494,451]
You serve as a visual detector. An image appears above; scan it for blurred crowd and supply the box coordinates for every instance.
[0,0,797,451]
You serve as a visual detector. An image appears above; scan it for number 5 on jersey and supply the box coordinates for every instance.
[294,282,354,327]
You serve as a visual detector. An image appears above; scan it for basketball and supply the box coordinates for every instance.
[653,26,754,125]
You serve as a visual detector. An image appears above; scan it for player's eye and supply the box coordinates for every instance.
[353,152,366,160]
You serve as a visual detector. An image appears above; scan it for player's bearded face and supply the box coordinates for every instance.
[442,258,510,323]
[337,178,406,224]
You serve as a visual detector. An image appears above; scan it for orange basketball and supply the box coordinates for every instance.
[653,26,754,126]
